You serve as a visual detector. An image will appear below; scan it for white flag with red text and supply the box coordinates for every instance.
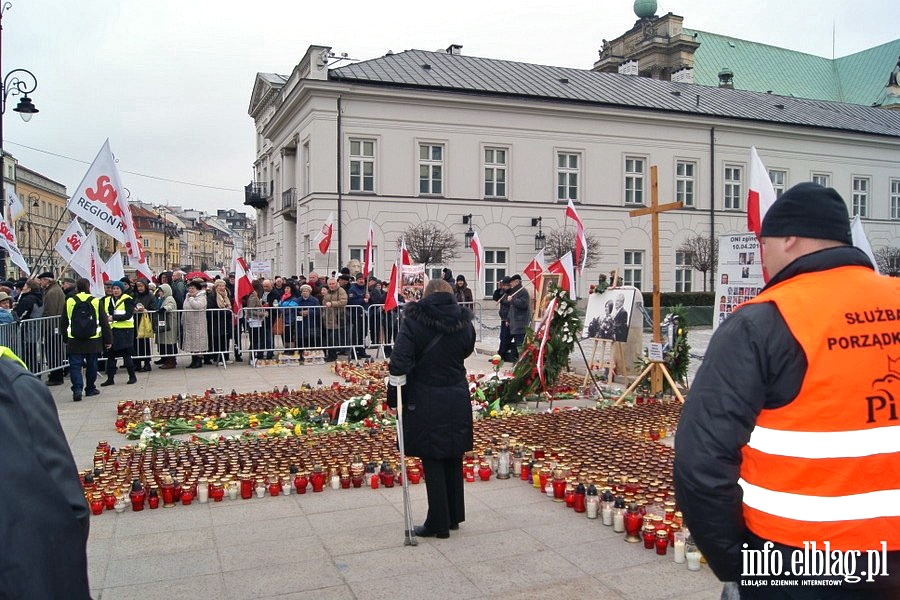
[314,212,334,255]
[469,231,485,283]
[565,199,587,271]
[523,250,546,288]
[747,146,777,238]
[363,220,375,278]
[54,220,87,264]
[547,252,575,299]
[0,212,30,275]
[6,189,25,221]
[70,230,104,296]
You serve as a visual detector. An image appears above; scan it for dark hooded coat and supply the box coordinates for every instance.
[389,292,476,459]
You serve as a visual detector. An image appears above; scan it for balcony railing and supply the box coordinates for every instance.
[281,187,296,211]
[244,182,270,209]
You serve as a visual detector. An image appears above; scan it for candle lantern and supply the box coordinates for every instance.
[512,450,523,477]
[612,497,626,532]
[294,472,309,494]
[89,495,104,516]
[310,466,326,492]
[520,460,532,482]
[624,502,643,542]
[673,530,686,563]
[147,487,160,509]
[655,529,670,555]
[239,473,253,499]
[573,483,587,513]
[585,484,599,519]
[129,479,146,512]
[642,525,657,549]
[497,448,510,479]
[600,490,614,526]
[160,475,177,507]
[197,477,210,503]
[478,462,492,481]
[685,535,702,571]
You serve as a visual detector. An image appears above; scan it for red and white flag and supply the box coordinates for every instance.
[469,231,485,282]
[565,199,587,272]
[384,263,400,312]
[54,220,87,264]
[523,250,546,288]
[70,230,104,296]
[314,212,334,255]
[102,252,125,283]
[363,220,375,278]
[547,252,576,299]
[399,237,411,266]
[747,146,777,238]
[0,211,30,275]
[232,254,255,315]
[535,296,559,390]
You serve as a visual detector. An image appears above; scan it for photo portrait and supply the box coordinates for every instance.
[583,288,636,342]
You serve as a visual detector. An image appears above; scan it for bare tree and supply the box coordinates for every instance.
[543,228,601,269]
[678,235,719,292]
[400,222,460,269]
[874,246,900,277]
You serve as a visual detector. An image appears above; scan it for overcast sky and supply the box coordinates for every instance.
[3,0,896,214]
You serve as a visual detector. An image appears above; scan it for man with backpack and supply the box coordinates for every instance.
[60,278,112,402]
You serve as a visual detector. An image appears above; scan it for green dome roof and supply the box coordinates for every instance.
[633,0,657,19]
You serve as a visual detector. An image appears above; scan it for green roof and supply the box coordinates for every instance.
[685,29,900,106]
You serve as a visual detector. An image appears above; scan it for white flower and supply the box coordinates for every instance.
[363,394,372,401]
[360,398,368,407]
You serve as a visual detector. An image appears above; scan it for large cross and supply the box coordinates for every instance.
[628,165,683,393]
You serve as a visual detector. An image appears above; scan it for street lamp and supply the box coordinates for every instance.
[531,217,546,251]
[0,3,40,275]
[462,213,474,246]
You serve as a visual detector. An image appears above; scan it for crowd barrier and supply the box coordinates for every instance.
[0,300,486,374]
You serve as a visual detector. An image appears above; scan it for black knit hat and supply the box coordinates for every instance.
[760,182,851,244]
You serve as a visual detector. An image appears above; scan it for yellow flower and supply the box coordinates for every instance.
[489,410,499,417]
[293,424,303,436]
[290,408,300,416]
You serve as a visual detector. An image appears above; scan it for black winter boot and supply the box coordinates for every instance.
[100,376,115,387]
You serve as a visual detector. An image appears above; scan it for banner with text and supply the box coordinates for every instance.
[713,233,765,331]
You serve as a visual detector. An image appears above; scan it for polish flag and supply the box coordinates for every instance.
[523,250,546,288]
[363,220,375,278]
[314,212,334,255]
[469,231,485,282]
[547,251,576,299]
[850,216,880,274]
[535,296,559,390]
[565,199,587,272]
[747,146,777,238]
[383,263,400,312]
[399,237,411,266]
[232,255,255,315]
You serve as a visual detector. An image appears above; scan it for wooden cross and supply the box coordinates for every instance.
[625,165,683,395]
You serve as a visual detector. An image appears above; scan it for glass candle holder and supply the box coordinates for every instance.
[655,529,670,555]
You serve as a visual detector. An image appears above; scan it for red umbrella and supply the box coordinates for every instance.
[185,271,211,281]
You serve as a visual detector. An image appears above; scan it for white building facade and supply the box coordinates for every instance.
[247,45,900,297]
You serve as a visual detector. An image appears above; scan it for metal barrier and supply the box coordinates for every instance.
[0,315,68,376]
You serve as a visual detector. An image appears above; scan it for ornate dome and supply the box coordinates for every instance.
[633,0,657,19]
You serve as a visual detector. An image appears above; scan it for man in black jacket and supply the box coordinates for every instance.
[674,183,900,599]
[0,345,91,598]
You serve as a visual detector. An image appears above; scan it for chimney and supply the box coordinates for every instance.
[718,68,734,89]
[446,44,463,55]
[671,67,693,84]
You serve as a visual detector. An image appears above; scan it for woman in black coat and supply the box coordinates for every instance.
[389,278,476,538]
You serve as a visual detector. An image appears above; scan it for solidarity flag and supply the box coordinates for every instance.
[102,252,125,283]
[523,250,546,288]
[547,251,575,299]
[0,211,30,275]
[54,220,87,264]
[315,212,334,254]
[363,220,375,278]
[70,230,104,296]
[565,199,587,272]
[6,189,25,221]
[469,231,485,283]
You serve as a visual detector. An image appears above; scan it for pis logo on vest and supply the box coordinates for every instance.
[866,356,900,423]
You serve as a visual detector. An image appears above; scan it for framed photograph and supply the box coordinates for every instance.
[534,273,562,324]
[583,288,637,342]
[400,264,427,302]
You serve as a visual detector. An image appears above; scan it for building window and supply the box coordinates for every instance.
[426,267,443,282]
[769,169,787,197]
[724,164,742,209]
[852,176,869,218]
[349,139,375,192]
[484,147,507,198]
[675,251,692,292]
[419,144,444,195]
[302,141,310,196]
[484,249,507,298]
[624,250,643,290]
[349,246,378,274]
[891,179,900,221]
[812,173,830,188]
[675,160,696,207]
[142,238,150,248]
[624,156,646,205]
[556,152,579,201]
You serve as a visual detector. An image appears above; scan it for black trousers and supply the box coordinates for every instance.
[421,456,465,534]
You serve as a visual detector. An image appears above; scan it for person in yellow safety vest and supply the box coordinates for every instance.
[0,344,91,598]
[675,182,900,599]
[100,280,137,386]
[61,278,113,401]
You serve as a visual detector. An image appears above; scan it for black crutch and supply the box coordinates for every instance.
[391,375,418,546]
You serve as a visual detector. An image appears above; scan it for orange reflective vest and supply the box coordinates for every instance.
[740,265,900,551]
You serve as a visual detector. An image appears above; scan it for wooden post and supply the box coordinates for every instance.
[628,166,682,394]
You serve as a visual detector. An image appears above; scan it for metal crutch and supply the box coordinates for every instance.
[392,375,418,546]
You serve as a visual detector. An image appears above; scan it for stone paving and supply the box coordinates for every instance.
[50,334,722,600]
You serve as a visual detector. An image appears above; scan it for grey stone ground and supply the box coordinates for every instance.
[51,328,721,600]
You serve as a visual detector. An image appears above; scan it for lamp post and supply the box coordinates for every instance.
[1,2,40,275]
[531,217,546,251]
[462,213,474,246]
